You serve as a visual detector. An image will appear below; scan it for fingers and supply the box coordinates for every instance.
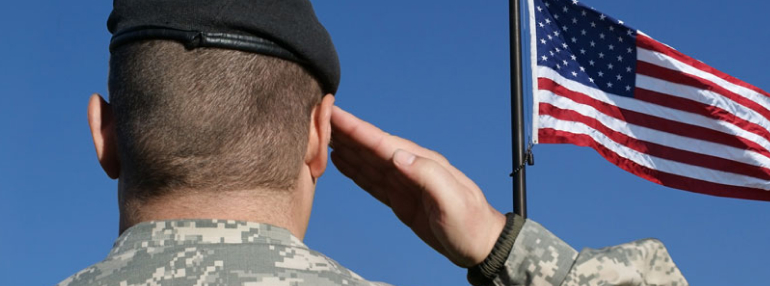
[331,106,477,189]
[330,150,392,206]
[331,106,444,164]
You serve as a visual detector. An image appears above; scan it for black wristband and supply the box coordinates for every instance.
[467,213,524,286]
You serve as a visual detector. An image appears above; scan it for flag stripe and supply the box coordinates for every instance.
[638,47,770,112]
[636,61,770,123]
[637,34,770,99]
[538,87,770,170]
[538,128,770,201]
[635,76,770,140]
[540,102,770,180]
[634,87,770,145]
[538,117,770,189]
[538,71,770,159]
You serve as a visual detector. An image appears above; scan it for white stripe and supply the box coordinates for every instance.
[539,89,770,170]
[539,115,770,190]
[636,74,770,137]
[638,47,770,112]
[528,0,540,144]
[538,67,770,153]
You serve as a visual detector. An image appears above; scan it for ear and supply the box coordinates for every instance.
[305,94,335,180]
[87,94,121,179]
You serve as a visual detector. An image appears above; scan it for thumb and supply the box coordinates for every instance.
[392,149,463,210]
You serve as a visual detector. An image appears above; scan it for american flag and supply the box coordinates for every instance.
[529,0,770,201]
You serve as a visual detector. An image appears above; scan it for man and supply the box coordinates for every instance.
[59,0,688,285]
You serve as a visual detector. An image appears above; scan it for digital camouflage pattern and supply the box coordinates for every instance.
[58,219,687,286]
[57,219,392,286]
[492,220,689,286]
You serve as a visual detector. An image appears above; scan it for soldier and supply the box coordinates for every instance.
[59,0,688,285]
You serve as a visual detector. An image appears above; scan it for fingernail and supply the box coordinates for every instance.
[393,149,416,166]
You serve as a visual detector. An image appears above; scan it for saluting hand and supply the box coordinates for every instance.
[330,106,506,268]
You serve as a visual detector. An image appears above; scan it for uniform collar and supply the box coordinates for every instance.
[109,219,307,256]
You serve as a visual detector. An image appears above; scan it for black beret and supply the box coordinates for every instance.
[107,0,341,94]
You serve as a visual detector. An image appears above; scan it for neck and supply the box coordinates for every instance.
[118,184,315,240]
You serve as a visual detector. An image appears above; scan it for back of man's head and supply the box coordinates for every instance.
[109,40,322,205]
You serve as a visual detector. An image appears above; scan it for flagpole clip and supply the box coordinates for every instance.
[510,143,535,177]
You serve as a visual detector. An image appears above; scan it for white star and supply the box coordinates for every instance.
[554,14,560,19]
[590,41,596,47]
[598,71,604,77]
[589,60,595,66]
[541,55,548,61]
[556,64,561,69]
[563,6,568,13]
[600,14,607,20]
[545,18,551,24]
[626,85,631,91]
[540,38,547,44]
[618,37,624,43]
[562,25,569,31]
[627,47,633,54]
[562,60,569,66]
[581,10,587,16]
[572,0,579,4]
[591,22,596,27]
[580,49,586,54]
[550,51,555,56]
[538,22,545,28]
[599,33,605,39]
[607,63,614,69]
[609,26,615,32]
[545,2,550,7]
[572,18,578,24]
[619,19,625,25]
[607,82,613,88]
[581,29,587,35]
[548,35,553,40]
[627,30,634,36]
[589,77,595,83]
[608,44,614,50]
[555,47,561,53]
[571,71,578,77]
[553,31,560,36]
[626,66,632,72]
[571,54,577,60]
[598,52,604,58]
[537,6,543,12]
[562,43,568,48]
[571,37,577,43]
[616,74,623,80]
[580,66,586,72]
[617,55,623,62]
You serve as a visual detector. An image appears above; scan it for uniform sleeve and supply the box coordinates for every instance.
[491,220,688,286]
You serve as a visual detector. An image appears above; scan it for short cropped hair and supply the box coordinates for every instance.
[109,40,323,202]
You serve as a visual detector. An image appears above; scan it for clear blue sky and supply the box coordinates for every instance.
[1,1,768,285]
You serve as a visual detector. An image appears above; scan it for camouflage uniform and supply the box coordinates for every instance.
[58,219,687,286]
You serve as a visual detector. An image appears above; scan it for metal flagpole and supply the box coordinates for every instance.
[510,0,527,218]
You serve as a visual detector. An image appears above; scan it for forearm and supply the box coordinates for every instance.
[472,217,688,286]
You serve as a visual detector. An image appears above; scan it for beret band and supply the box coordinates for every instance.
[110,28,305,64]
[107,0,340,94]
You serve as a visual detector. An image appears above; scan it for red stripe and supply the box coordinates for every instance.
[636,61,770,123]
[634,88,770,145]
[538,128,770,201]
[540,102,770,180]
[538,78,770,160]
[637,34,770,99]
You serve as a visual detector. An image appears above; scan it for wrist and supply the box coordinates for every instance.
[467,213,524,286]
